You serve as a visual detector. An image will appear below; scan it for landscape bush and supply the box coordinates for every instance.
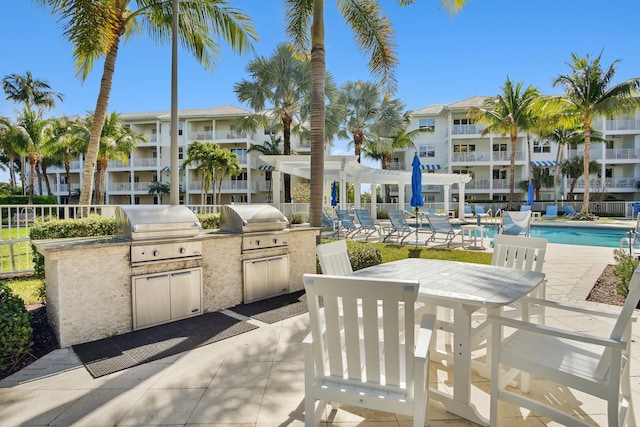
[317,239,382,272]
[195,213,220,229]
[0,283,33,372]
[612,248,640,297]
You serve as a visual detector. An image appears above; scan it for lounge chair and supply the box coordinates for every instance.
[499,211,531,236]
[353,209,382,241]
[562,205,578,218]
[464,205,474,218]
[620,212,640,254]
[475,205,491,219]
[383,209,415,244]
[520,205,532,212]
[335,209,360,238]
[321,210,339,237]
[424,213,462,247]
[541,205,558,219]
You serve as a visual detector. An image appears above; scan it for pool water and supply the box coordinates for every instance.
[480,224,630,248]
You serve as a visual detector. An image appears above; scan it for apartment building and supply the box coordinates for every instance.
[44,105,310,205]
[43,99,639,206]
[394,96,640,204]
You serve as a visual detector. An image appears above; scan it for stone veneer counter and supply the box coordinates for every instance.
[35,227,319,347]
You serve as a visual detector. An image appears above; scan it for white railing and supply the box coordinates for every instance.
[605,148,640,160]
[602,118,640,131]
[131,158,158,168]
[452,124,485,135]
[451,151,491,162]
[492,152,525,161]
[567,149,603,160]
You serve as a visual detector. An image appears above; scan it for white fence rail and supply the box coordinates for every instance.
[1,200,638,276]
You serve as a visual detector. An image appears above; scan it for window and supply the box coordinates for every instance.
[59,176,68,184]
[533,140,551,153]
[453,144,475,153]
[178,147,184,160]
[178,123,183,136]
[453,118,475,126]
[134,196,141,204]
[493,169,507,179]
[265,171,272,181]
[492,143,508,152]
[232,171,248,181]
[419,144,435,158]
[605,168,613,178]
[133,175,140,183]
[419,118,435,131]
[231,195,247,203]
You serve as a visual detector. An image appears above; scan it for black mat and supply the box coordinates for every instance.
[72,312,258,378]
[229,290,316,324]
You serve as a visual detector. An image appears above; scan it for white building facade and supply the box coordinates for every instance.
[42,99,640,206]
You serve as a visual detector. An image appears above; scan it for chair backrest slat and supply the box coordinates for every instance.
[491,234,547,273]
[355,209,375,227]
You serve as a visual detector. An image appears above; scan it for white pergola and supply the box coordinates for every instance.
[259,155,473,220]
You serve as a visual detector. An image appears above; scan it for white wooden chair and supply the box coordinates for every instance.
[302,273,435,427]
[316,240,352,275]
[489,264,640,427]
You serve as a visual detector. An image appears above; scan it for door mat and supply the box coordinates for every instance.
[229,290,319,324]
[72,312,258,378]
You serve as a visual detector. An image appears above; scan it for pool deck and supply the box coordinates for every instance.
[0,236,637,426]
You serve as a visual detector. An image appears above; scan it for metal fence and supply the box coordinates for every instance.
[1,200,638,276]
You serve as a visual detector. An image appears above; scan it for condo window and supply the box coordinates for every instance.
[419,144,435,158]
[419,118,435,131]
[453,144,475,153]
[533,140,551,153]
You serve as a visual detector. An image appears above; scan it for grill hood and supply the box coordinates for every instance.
[220,204,289,233]
[115,205,201,240]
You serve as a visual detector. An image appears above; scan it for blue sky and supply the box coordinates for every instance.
[1,0,640,158]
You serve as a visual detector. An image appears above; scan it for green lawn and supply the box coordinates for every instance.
[3,276,43,305]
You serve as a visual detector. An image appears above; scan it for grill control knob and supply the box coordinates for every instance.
[179,247,186,254]
[152,249,159,257]
[273,238,278,244]
[256,239,261,246]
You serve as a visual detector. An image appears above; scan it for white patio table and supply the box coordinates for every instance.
[350,258,545,425]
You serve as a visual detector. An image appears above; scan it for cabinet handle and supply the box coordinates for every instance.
[172,271,192,277]
[147,274,169,281]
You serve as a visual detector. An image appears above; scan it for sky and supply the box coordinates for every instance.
[1,0,640,160]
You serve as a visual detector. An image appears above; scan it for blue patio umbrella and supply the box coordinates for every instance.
[331,181,337,207]
[410,153,424,244]
[527,181,534,206]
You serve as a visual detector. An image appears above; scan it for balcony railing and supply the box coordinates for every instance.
[452,124,485,135]
[190,131,213,141]
[188,180,252,192]
[465,179,490,190]
[389,162,406,170]
[451,151,491,162]
[215,130,248,140]
[605,148,640,160]
[567,149,603,160]
[492,151,525,162]
[576,177,638,189]
[492,179,510,189]
[601,118,640,131]
[131,158,158,168]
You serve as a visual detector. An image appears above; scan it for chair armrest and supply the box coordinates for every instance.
[415,314,436,360]
[303,331,313,345]
[488,315,627,350]
[522,297,626,320]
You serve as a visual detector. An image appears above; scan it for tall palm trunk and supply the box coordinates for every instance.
[8,156,16,188]
[353,131,363,163]
[20,155,27,195]
[553,145,563,204]
[508,135,517,210]
[309,1,325,230]
[41,163,52,196]
[581,120,591,216]
[283,115,292,202]
[79,34,122,206]
[94,158,109,204]
[28,153,37,204]
[65,159,72,199]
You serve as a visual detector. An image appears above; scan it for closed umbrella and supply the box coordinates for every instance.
[331,181,337,208]
[410,153,424,245]
[527,181,534,206]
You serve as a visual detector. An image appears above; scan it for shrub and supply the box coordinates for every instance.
[0,284,33,372]
[196,213,220,230]
[287,212,308,224]
[316,239,382,273]
[612,249,640,297]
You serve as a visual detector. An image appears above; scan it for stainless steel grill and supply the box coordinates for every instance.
[115,205,202,265]
[219,204,291,303]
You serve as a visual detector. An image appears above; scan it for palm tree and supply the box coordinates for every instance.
[284,0,466,227]
[562,156,600,201]
[470,77,540,209]
[11,106,53,203]
[336,80,404,163]
[183,141,218,204]
[518,166,553,201]
[35,0,257,206]
[148,181,170,204]
[0,118,22,188]
[551,51,640,216]
[46,116,88,199]
[97,113,146,204]
[2,71,63,111]
[234,42,313,203]
[213,148,242,206]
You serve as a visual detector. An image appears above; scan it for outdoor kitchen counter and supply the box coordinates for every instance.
[35,227,319,347]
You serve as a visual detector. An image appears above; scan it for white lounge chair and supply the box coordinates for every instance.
[499,210,531,236]
[424,213,461,247]
[303,273,435,427]
[620,212,640,254]
[489,264,640,427]
[383,210,415,244]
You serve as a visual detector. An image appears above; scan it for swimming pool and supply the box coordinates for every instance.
[480,224,631,248]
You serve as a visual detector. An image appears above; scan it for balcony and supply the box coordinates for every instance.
[215,130,248,140]
[576,177,638,190]
[465,179,490,190]
[389,161,406,171]
[131,157,158,168]
[567,149,603,160]
[189,131,213,141]
[188,180,253,192]
[452,124,485,135]
[601,118,640,131]
[451,151,491,162]
[605,148,640,160]
[492,151,525,162]
[492,179,510,190]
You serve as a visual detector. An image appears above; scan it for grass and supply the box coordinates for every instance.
[3,276,43,305]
